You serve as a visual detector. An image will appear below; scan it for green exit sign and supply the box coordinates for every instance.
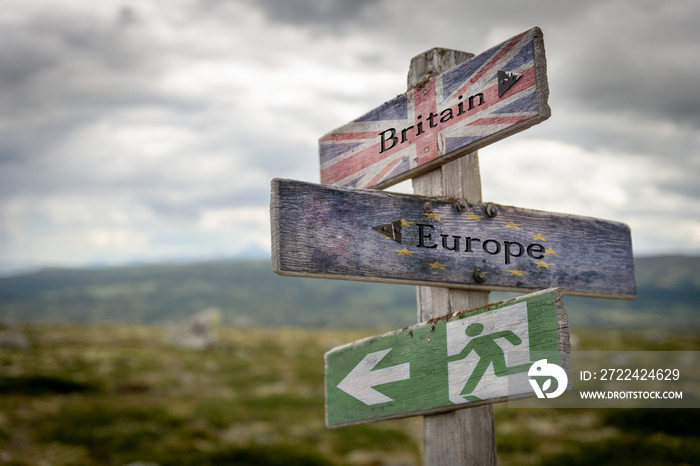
[325,288,571,428]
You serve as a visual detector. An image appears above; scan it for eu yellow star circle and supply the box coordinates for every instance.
[508,268,525,276]
[427,261,448,270]
[544,247,559,256]
[462,212,483,221]
[531,233,549,241]
[503,221,521,228]
[533,260,551,268]
[424,212,444,220]
[394,248,416,257]
[400,219,414,228]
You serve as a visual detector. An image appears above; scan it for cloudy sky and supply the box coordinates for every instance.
[1,0,699,275]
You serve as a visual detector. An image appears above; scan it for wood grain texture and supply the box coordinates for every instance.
[412,151,494,466]
[270,178,637,299]
[324,288,571,428]
[423,407,496,466]
[319,27,551,190]
[407,48,475,90]
[407,47,493,463]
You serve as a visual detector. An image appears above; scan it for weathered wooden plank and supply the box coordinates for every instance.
[409,48,496,465]
[319,27,550,190]
[325,288,571,428]
[413,152,496,464]
[270,178,637,299]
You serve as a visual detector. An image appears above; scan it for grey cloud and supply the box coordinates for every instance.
[0,111,306,220]
[2,0,699,272]
[553,2,700,128]
[237,0,378,29]
[0,37,56,89]
[658,177,700,203]
[0,8,169,120]
[142,187,270,220]
[0,7,212,203]
[561,53,700,129]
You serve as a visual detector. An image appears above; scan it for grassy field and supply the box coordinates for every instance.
[1,324,699,465]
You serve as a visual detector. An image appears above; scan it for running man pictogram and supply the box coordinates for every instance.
[451,322,532,401]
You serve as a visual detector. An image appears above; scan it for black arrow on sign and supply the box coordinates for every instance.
[498,70,521,97]
[373,220,402,243]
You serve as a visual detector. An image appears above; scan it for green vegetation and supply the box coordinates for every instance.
[0,324,699,465]
[1,256,700,329]
[0,256,699,463]
[0,324,421,465]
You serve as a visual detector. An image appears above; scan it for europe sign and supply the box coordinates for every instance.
[319,27,550,189]
[271,179,637,299]
[325,288,571,427]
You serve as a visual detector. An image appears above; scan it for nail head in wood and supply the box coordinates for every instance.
[486,204,499,218]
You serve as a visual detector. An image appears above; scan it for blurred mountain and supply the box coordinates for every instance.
[0,256,698,329]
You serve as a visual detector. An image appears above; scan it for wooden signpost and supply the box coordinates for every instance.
[271,178,637,299]
[269,26,637,465]
[320,27,550,190]
[325,288,571,428]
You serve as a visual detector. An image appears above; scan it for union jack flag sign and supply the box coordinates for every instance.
[320,27,551,189]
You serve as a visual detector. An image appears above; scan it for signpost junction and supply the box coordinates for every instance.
[269,26,636,465]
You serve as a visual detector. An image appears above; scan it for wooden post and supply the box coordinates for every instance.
[409,49,498,465]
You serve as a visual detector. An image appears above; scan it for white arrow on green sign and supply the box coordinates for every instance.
[325,288,571,428]
[337,349,411,405]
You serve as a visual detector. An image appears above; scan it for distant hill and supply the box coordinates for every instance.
[0,256,698,329]
[558,255,700,328]
[0,260,416,328]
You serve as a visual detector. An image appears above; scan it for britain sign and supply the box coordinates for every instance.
[319,27,550,189]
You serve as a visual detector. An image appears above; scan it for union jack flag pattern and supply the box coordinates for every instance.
[320,27,550,189]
